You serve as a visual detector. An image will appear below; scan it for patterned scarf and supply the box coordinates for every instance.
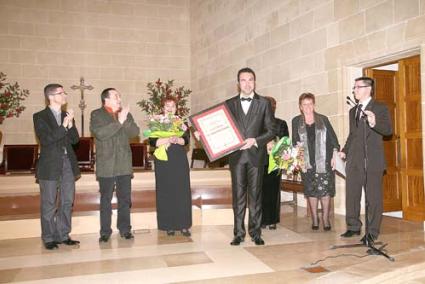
[298,113,327,173]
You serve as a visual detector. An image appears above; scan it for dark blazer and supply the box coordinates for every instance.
[342,99,392,172]
[226,93,276,167]
[33,107,80,180]
[275,118,289,140]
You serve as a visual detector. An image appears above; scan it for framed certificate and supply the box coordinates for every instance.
[189,103,245,162]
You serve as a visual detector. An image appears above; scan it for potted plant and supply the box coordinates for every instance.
[137,79,191,117]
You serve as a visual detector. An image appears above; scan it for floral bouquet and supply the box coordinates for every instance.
[268,136,305,174]
[143,114,187,161]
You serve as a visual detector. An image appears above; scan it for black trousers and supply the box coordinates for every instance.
[230,162,264,239]
[98,175,132,237]
[345,168,383,238]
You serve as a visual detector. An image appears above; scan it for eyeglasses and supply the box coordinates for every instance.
[352,86,370,90]
[52,92,68,96]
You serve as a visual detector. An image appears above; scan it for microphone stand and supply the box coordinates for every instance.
[330,97,394,262]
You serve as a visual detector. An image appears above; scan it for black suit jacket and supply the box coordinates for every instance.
[33,107,80,180]
[226,93,276,167]
[342,99,392,173]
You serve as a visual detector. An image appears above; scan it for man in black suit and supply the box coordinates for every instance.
[225,68,276,246]
[339,77,392,244]
[33,84,81,250]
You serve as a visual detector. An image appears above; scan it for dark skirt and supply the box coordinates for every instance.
[261,167,281,225]
[301,169,335,198]
[154,144,192,230]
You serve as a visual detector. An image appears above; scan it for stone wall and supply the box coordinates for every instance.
[189,0,425,213]
[0,0,190,143]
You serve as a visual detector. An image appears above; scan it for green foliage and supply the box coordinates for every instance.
[0,72,29,124]
[137,79,191,117]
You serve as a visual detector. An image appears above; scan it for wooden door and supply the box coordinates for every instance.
[365,69,402,212]
[398,56,425,221]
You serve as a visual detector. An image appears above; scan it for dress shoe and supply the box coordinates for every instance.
[361,234,376,245]
[268,224,277,230]
[121,232,134,239]
[99,235,109,243]
[230,236,244,246]
[181,229,191,237]
[44,242,59,250]
[323,220,331,231]
[312,218,319,230]
[167,230,175,236]
[61,238,80,245]
[340,230,361,238]
[252,236,265,246]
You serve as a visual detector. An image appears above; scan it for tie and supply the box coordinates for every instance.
[240,97,252,102]
[355,104,363,126]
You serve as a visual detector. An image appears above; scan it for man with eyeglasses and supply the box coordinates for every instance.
[338,76,392,245]
[33,84,81,250]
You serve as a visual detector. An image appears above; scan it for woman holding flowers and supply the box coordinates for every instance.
[148,96,192,237]
[292,93,339,231]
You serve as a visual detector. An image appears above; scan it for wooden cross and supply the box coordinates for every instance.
[71,77,93,136]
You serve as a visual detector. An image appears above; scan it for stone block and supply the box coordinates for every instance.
[254,33,270,54]
[85,27,110,40]
[21,37,47,50]
[23,64,48,78]
[386,23,405,48]
[339,12,365,42]
[101,67,125,80]
[334,0,359,20]
[327,23,340,47]
[35,24,62,38]
[145,43,170,56]
[270,24,289,48]
[289,12,314,39]
[7,22,34,36]
[301,28,327,55]
[280,39,301,62]
[0,35,20,49]
[60,25,85,39]
[48,65,79,79]
[109,28,138,42]
[395,0,419,22]
[1,64,22,77]
[365,0,393,33]
[278,0,300,25]
[405,15,425,39]
[314,2,334,28]
[9,50,36,64]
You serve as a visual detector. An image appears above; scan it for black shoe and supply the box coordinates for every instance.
[252,236,265,246]
[323,220,331,231]
[181,229,191,237]
[61,238,80,245]
[44,241,59,250]
[167,230,175,236]
[340,230,361,238]
[312,218,319,230]
[268,224,277,230]
[99,235,109,243]
[361,234,376,245]
[230,236,244,246]
[121,232,134,240]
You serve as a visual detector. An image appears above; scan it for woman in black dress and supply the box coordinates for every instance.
[149,97,192,236]
[292,93,339,231]
[261,97,289,229]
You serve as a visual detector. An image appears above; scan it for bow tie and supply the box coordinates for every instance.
[240,97,252,102]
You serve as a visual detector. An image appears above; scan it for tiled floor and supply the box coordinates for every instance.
[1,205,425,283]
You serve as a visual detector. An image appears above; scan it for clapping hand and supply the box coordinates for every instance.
[118,105,129,124]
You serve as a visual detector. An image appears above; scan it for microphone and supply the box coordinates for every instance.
[346,96,368,118]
